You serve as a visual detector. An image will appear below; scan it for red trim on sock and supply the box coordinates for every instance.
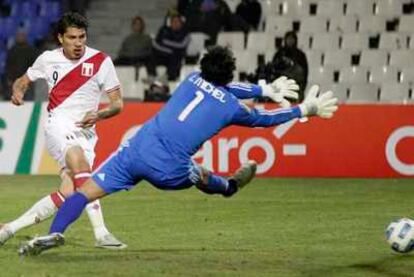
[73,171,91,189]
[50,192,65,208]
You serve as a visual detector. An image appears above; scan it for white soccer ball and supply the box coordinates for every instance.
[386,218,414,253]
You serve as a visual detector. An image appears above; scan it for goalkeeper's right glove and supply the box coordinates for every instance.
[298,85,338,118]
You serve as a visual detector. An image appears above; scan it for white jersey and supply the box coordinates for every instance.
[27,46,120,122]
[26,46,120,168]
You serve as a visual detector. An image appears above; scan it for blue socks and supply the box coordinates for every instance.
[197,173,235,196]
[49,192,89,234]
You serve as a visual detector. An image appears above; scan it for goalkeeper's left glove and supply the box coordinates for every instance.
[298,85,338,119]
[258,76,299,108]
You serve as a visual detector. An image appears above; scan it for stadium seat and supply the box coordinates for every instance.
[345,0,375,16]
[389,50,414,67]
[328,15,358,33]
[24,17,50,41]
[360,49,389,67]
[314,0,345,16]
[380,83,410,103]
[0,17,19,40]
[320,83,348,103]
[398,15,414,32]
[348,83,379,103]
[265,17,295,34]
[0,51,6,75]
[186,32,208,57]
[299,16,328,33]
[308,66,335,86]
[39,1,61,22]
[304,49,323,67]
[340,33,371,50]
[368,66,399,84]
[216,32,245,50]
[116,66,136,83]
[297,32,311,49]
[10,2,38,18]
[281,0,310,16]
[400,67,414,85]
[233,50,259,74]
[358,16,387,33]
[323,49,352,67]
[311,32,340,50]
[246,32,276,53]
[180,65,198,81]
[339,66,369,84]
[379,32,409,50]
[374,0,403,16]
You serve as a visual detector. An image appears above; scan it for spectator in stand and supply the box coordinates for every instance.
[149,14,189,81]
[183,0,232,45]
[235,0,262,30]
[115,16,152,67]
[4,29,39,100]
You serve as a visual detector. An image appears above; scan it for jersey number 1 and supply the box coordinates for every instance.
[178,90,204,122]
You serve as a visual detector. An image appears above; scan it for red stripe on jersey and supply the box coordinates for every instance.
[47,52,107,112]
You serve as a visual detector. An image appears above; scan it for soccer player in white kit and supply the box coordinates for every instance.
[0,12,126,249]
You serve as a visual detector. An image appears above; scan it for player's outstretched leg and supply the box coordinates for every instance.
[224,160,257,197]
[18,233,65,257]
[195,160,257,197]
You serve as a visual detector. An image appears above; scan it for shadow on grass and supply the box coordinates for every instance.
[304,255,414,277]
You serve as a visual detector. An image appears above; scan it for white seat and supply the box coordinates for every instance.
[379,32,409,50]
[304,49,323,67]
[186,32,209,57]
[400,67,414,85]
[281,0,310,16]
[323,50,352,67]
[374,0,403,16]
[339,66,369,84]
[216,32,245,50]
[329,15,358,33]
[116,65,136,84]
[297,32,311,49]
[399,15,414,32]
[311,32,340,50]
[233,50,259,74]
[358,16,387,32]
[348,83,379,103]
[345,0,375,17]
[265,17,295,33]
[246,32,276,53]
[321,83,348,103]
[340,33,371,50]
[299,16,328,33]
[380,83,410,103]
[368,66,399,84]
[308,66,335,86]
[180,65,199,81]
[389,50,414,67]
[315,0,345,16]
[360,49,389,67]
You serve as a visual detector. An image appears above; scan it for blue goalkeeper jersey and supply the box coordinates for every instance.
[129,72,302,161]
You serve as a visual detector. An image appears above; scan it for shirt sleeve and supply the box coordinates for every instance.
[98,57,121,93]
[26,53,46,81]
[226,82,262,99]
[230,102,302,127]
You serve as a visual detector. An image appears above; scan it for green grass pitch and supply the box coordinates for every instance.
[0,175,413,276]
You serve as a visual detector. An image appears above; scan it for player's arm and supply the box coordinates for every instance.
[227,77,299,107]
[76,89,123,128]
[231,85,338,127]
[11,74,32,106]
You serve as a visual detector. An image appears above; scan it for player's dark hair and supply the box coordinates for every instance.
[56,12,88,35]
[200,46,236,86]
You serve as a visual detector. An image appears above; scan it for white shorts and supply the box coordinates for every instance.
[44,115,98,169]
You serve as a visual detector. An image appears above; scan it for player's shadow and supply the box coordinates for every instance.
[303,255,414,277]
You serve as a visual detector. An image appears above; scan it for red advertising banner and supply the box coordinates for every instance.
[95,103,414,178]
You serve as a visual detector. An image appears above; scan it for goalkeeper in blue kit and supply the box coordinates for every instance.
[19,46,338,256]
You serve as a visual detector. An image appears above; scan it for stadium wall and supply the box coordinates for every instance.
[0,102,413,177]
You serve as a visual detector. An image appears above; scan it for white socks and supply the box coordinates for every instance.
[7,193,60,234]
[85,199,110,239]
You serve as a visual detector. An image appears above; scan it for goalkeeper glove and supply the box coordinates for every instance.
[258,76,299,108]
[299,85,338,118]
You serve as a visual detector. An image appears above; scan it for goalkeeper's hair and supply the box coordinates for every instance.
[56,12,88,35]
[200,46,236,86]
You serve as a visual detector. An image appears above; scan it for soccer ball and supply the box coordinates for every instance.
[385,218,414,253]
